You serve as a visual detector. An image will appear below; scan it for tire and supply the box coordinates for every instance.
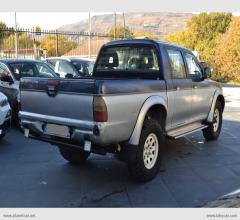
[0,134,5,140]
[203,100,222,141]
[58,146,90,165]
[127,119,165,182]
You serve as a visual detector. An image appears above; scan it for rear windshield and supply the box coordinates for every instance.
[8,62,57,80]
[94,45,160,78]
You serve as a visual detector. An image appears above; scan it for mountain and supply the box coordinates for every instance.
[58,12,194,39]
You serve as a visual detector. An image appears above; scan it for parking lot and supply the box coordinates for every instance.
[0,85,239,208]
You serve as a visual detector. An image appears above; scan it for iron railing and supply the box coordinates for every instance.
[0,28,110,60]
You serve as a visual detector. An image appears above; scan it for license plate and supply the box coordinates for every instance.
[45,124,70,138]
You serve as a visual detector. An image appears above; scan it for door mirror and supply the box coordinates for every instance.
[0,73,14,84]
[65,73,74,79]
[203,67,212,79]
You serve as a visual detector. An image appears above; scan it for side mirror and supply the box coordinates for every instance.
[203,67,212,79]
[65,73,74,79]
[0,74,14,84]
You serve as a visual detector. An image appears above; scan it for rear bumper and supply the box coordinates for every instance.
[19,111,107,145]
[19,111,94,131]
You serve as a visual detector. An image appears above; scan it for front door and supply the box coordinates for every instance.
[184,53,213,122]
[166,48,193,128]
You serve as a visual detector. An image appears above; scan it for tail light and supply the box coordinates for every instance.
[93,96,108,122]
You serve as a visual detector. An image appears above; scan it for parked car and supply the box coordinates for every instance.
[20,39,225,181]
[0,92,11,139]
[45,57,94,78]
[0,59,59,121]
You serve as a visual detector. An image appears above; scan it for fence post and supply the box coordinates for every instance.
[33,38,38,60]
[88,12,91,59]
[14,12,18,58]
[114,12,116,40]
[56,30,59,57]
[123,12,126,39]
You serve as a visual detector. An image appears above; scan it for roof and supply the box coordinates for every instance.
[46,57,94,62]
[0,58,42,64]
[103,38,190,52]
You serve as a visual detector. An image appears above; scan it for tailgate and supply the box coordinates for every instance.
[20,78,96,122]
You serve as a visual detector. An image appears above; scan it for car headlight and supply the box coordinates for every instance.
[0,99,8,107]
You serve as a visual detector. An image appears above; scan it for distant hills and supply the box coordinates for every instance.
[58,12,194,39]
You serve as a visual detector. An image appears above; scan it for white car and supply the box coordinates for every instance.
[0,92,11,139]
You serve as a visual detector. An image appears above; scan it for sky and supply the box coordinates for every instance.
[0,12,112,29]
[0,12,239,30]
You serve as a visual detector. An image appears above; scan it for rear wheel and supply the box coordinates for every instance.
[58,146,90,165]
[127,119,164,182]
[203,100,222,141]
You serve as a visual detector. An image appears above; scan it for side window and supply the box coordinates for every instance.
[0,63,11,78]
[167,49,186,79]
[58,61,74,74]
[46,60,56,69]
[0,63,13,82]
[8,63,36,80]
[185,53,202,79]
[36,63,56,78]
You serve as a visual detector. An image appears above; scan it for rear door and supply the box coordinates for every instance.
[183,52,213,121]
[166,48,193,128]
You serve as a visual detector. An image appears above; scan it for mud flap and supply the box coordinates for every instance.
[119,144,138,162]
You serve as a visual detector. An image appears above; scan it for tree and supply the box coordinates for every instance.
[214,17,240,82]
[164,31,194,49]
[0,21,8,44]
[108,26,133,40]
[134,32,160,40]
[4,32,35,49]
[40,35,77,57]
[165,12,232,52]
[164,12,233,82]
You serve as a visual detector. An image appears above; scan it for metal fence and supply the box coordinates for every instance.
[0,28,110,60]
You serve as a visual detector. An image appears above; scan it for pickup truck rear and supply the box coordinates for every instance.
[20,39,225,181]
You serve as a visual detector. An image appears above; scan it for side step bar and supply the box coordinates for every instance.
[167,122,208,139]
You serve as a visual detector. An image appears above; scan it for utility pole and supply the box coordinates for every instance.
[88,12,91,59]
[14,12,18,58]
[114,12,116,40]
[122,12,126,39]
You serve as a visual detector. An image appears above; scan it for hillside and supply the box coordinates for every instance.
[58,12,193,39]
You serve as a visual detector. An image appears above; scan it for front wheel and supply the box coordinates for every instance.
[127,119,165,182]
[58,146,90,165]
[203,100,223,141]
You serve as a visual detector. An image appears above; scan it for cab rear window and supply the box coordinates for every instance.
[95,45,159,73]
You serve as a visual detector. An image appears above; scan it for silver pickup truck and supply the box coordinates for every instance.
[19,39,225,182]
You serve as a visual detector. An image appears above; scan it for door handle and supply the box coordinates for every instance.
[176,86,180,91]
[193,85,198,89]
